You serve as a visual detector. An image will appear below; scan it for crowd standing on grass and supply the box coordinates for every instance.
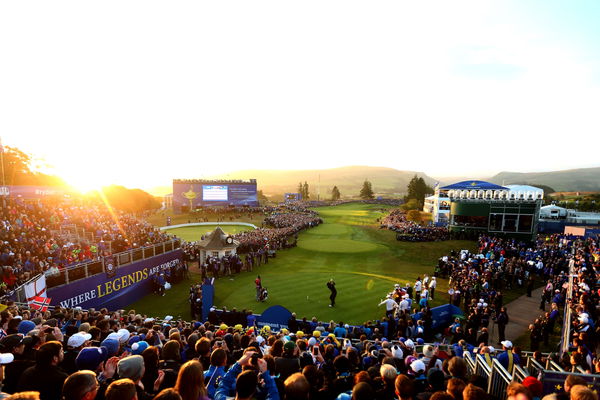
[0,198,172,295]
[233,209,321,254]
[381,210,449,242]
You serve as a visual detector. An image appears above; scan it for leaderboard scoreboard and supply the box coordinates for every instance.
[173,179,259,211]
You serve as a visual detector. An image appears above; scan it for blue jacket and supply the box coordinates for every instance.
[204,365,225,399]
[497,351,520,372]
[215,362,280,400]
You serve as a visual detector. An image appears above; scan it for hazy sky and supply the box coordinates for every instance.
[1,1,599,192]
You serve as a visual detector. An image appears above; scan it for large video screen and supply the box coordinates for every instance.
[202,185,228,201]
[172,181,259,211]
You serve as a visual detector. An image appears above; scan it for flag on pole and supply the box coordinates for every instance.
[25,275,51,311]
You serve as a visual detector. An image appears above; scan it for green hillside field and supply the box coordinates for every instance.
[130,203,477,324]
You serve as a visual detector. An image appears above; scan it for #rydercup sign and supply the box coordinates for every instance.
[47,250,183,311]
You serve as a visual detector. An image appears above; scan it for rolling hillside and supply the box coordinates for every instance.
[210,166,437,198]
[488,167,600,192]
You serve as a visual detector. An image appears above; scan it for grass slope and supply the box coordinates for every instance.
[131,203,476,324]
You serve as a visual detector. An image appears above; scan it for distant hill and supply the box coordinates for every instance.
[208,166,437,198]
[488,167,600,192]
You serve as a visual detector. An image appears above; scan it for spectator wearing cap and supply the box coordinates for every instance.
[75,347,110,375]
[410,359,428,393]
[275,340,301,381]
[62,332,92,374]
[420,345,443,371]
[62,370,100,400]
[0,349,14,398]
[0,334,32,394]
[521,377,543,400]
[17,320,36,336]
[117,355,163,400]
[17,341,68,400]
[497,341,520,373]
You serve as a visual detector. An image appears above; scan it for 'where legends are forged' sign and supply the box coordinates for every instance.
[48,250,183,311]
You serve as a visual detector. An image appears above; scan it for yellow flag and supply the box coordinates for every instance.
[0,304,7,313]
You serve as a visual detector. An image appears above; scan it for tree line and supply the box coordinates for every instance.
[294,174,433,203]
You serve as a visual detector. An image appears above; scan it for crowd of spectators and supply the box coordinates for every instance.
[0,301,599,400]
[381,210,449,242]
[0,198,173,295]
[233,210,321,254]
[433,233,599,370]
[560,235,599,373]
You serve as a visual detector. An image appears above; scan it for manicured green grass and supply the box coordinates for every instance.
[145,209,265,228]
[131,203,477,324]
[164,225,255,242]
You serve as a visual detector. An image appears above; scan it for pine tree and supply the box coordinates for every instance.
[331,186,341,201]
[405,175,433,208]
[303,181,310,200]
[359,180,374,199]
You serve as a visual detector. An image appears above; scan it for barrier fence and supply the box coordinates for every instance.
[559,261,575,355]
[465,350,600,398]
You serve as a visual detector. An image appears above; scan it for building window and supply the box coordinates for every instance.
[518,215,533,232]
[489,214,503,231]
[503,214,518,232]
[453,215,488,228]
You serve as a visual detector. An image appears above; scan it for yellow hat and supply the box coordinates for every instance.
[219,324,228,330]
[234,324,243,331]
[296,331,304,338]
[280,328,289,335]
[313,330,321,338]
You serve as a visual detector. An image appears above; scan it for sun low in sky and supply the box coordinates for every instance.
[1,0,599,193]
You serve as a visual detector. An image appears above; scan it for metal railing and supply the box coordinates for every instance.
[526,357,546,378]
[475,354,492,379]
[464,352,476,375]
[488,359,513,400]
[559,261,575,355]
[513,365,530,383]
[547,359,565,372]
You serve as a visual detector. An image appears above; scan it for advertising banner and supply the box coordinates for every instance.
[541,371,600,395]
[256,305,293,330]
[173,182,258,209]
[47,250,183,311]
[429,304,463,329]
[1,185,64,198]
[284,193,302,202]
